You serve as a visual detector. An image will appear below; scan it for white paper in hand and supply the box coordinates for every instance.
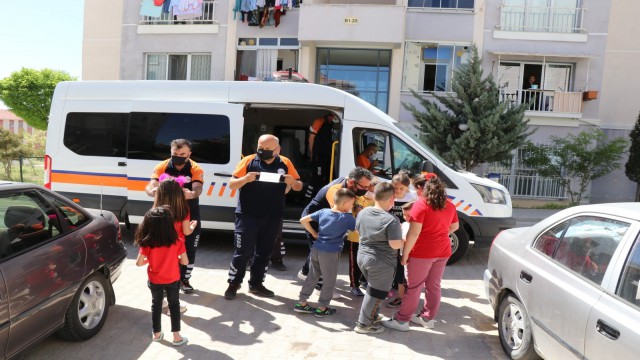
[258,172,281,183]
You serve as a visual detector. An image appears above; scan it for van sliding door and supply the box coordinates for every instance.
[126,101,244,230]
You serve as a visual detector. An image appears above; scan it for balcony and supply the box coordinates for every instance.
[138,0,218,34]
[298,3,405,46]
[495,5,587,42]
[500,89,583,116]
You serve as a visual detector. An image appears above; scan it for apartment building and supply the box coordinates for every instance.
[0,110,34,135]
[82,0,639,203]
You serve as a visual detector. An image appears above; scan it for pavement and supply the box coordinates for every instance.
[21,209,556,360]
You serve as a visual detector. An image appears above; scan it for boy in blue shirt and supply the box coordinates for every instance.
[295,188,357,317]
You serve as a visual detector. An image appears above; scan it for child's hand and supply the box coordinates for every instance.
[189,220,198,230]
[401,253,409,266]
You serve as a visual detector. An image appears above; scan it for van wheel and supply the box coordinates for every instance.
[498,295,539,360]
[447,227,469,265]
[58,273,110,341]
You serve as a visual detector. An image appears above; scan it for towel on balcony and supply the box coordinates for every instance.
[173,0,203,20]
[140,0,163,17]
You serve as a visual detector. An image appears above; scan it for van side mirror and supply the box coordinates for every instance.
[421,160,434,173]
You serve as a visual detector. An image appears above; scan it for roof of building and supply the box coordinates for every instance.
[0,110,22,121]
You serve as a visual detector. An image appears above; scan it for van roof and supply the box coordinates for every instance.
[56,81,397,126]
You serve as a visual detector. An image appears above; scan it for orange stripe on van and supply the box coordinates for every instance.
[463,204,472,211]
[52,172,127,187]
[127,179,148,191]
[207,183,215,196]
[218,183,227,197]
[230,188,237,198]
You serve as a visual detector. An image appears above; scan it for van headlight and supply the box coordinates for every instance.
[471,184,507,205]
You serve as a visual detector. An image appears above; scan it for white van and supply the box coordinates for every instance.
[45,81,515,263]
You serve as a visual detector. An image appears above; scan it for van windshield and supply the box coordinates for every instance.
[393,123,458,171]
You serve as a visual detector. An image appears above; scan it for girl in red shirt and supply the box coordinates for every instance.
[383,176,459,332]
[154,176,198,244]
[135,206,189,346]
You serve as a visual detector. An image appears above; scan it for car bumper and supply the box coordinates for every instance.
[471,216,517,247]
[483,269,499,313]
[108,249,127,284]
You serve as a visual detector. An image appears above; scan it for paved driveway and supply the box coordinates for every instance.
[23,229,508,360]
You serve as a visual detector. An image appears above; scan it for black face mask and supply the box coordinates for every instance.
[354,188,368,197]
[257,149,274,161]
[171,155,188,166]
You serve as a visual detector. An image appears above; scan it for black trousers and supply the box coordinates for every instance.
[349,241,366,288]
[229,213,280,286]
[270,222,285,262]
[180,208,201,281]
[148,280,181,333]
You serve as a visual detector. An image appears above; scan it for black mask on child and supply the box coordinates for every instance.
[257,149,274,161]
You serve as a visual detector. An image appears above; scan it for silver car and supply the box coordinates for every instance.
[484,203,640,360]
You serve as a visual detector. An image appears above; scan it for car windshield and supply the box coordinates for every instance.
[393,122,458,170]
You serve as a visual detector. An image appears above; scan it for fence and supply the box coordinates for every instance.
[0,156,44,185]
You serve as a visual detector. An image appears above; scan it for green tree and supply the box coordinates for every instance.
[0,68,75,130]
[403,45,532,170]
[624,112,640,200]
[522,129,628,205]
[21,130,47,158]
[0,129,25,180]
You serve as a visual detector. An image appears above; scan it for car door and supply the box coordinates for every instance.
[0,190,86,357]
[517,215,630,359]
[0,271,9,359]
[585,234,640,359]
[126,101,244,229]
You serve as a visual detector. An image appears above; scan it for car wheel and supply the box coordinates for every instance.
[498,295,539,360]
[447,226,470,265]
[58,273,110,341]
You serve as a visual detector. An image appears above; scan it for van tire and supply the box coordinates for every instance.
[447,227,469,265]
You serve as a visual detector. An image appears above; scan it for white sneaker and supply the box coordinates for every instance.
[382,318,410,332]
[297,270,307,281]
[410,315,435,329]
[162,300,188,315]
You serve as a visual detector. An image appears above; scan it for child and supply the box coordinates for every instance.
[295,188,357,317]
[135,206,189,346]
[347,179,377,297]
[354,182,404,334]
[154,176,198,313]
[387,173,417,308]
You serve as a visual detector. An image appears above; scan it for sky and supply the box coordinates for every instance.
[0,1,84,108]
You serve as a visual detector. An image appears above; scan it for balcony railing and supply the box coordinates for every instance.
[139,0,216,25]
[499,174,567,199]
[499,6,585,33]
[500,89,583,113]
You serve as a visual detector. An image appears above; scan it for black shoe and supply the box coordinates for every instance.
[249,284,275,297]
[271,260,287,271]
[180,279,194,294]
[224,283,241,300]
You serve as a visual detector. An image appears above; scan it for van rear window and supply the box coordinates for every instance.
[128,112,230,164]
[63,113,128,157]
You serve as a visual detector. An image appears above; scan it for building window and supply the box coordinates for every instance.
[408,0,474,9]
[145,53,211,80]
[316,48,391,113]
[500,0,585,33]
[402,43,471,92]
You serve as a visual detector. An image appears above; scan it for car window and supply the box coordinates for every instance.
[553,216,629,285]
[0,192,61,259]
[39,192,89,229]
[533,222,569,257]
[617,238,640,308]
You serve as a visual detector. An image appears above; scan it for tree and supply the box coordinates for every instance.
[21,130,47,158]
[624,112,640,200]
[522,129,628,205]
[0,68,75,130]
[0,129,25,180]
[403,45,532,171]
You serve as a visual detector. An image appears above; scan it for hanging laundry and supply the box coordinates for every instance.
[233,0,241,20]
[140,0,163,17]
[174,0,203,20]
[154,0,165,6]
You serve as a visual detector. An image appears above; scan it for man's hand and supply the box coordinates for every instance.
[283,174,296,186]
[245,172,259,183]
[371,159,379,168]
[182,188,195,199]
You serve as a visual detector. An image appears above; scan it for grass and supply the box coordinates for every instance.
[0,159,44,185]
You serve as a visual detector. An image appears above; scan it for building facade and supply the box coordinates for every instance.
[82,0,639,203]
[0,110,34,135]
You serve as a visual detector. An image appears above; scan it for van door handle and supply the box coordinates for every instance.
[214,172,232,177]
[117,162,127,167]
[596,319,620,340]
[519,271,532,283]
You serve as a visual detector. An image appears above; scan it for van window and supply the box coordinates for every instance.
[128,112,231,164]
[63,113,128,157]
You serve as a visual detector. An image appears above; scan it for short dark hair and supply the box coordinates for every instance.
[374,182,395,202]
[170,139,192,150]
[398,169,414,179]
[348,167,373,182]
[412,174,427,189]
[365,143,378,150]
[392,173,411,187]
[334,188,356,205]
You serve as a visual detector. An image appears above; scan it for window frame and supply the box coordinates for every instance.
[407,0,475,10]
[402,42,472,93]
[144,53,212,81]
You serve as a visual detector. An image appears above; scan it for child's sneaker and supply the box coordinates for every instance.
[410,315,435,329]
[297,270,307,281]
[350,287,364,297]
[314,307,337,318]
[162,300,187,315]
[387,297,402,308]
[354,322,385,334]
[293,303,315,314]
[382,317,410,332]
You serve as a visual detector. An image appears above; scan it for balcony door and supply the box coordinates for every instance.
[501,0,582,33]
